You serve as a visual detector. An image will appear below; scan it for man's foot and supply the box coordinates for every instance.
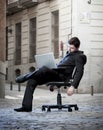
[15,74,29,83]
[14,107,32,112]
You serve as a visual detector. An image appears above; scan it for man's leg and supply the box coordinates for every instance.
[33,66,63,84]
[22,79,37,109]
[14,66,63,112]
[14,79,37,112]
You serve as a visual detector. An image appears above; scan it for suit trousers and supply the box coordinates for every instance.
[22,66,64,109]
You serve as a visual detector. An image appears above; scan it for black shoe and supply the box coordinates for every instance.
[15,71,37,83]
[14,107,32,112]
[15,74,30,83]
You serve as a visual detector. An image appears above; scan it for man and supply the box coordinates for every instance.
[14,37,87,112]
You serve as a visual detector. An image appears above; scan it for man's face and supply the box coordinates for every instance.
[68,44,79,52]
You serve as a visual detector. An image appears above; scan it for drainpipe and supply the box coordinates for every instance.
[68,0,73,40]
[71,0,73,37]
[68,0,73,39]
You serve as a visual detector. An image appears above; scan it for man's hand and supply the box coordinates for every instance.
[67,86,75,96]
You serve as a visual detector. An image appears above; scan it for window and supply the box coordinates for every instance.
[5,68,8,80]
[29,17,36,63]
[51,10,59,58]
[15,22,21,65]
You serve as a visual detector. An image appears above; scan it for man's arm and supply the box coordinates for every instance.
[67,86,75,96]
[67,54,87,96]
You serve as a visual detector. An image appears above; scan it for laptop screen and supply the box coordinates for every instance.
[35,52,57,69]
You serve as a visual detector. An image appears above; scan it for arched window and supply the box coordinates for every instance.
[15,69,21,77]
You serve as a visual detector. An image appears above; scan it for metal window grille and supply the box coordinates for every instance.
[29,17,36,63]
[15,22,21,65]
[51,10,59,59]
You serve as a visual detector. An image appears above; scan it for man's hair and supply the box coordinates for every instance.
[68,37,80,48]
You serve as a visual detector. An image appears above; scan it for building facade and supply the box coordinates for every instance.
[6,0,103,93]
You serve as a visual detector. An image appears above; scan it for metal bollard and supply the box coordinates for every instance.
[91,86,94,96]
[76,88,78,94]
[18,83,21,91]
[10,81,13,90]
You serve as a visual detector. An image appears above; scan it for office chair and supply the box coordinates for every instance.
[42,68,79,112]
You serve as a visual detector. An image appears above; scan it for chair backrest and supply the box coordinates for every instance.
[72,67,77,79]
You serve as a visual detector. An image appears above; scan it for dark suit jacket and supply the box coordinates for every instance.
[57,51,87,88]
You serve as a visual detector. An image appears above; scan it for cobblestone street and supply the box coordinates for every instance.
[0,84,103,130]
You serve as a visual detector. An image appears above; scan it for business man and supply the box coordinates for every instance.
[14,37,87,112]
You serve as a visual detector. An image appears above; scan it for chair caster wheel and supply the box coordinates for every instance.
[75,106,79,111]
[68,107,72,112]
[47,107,51,112]
[42,106,46,111]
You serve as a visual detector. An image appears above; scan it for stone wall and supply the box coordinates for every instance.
[0,0,6,98]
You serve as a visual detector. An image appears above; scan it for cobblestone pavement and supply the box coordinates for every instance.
[0,83,103,130]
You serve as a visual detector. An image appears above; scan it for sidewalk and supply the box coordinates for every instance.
[0,83,103,130]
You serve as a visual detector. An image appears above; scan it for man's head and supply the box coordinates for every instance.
[68,37,80,52]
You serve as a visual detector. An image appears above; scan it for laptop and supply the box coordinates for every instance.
[35,52,57,69]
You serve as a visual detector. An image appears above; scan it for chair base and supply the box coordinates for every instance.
[43,81,79,112]
[42,104,79,112]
